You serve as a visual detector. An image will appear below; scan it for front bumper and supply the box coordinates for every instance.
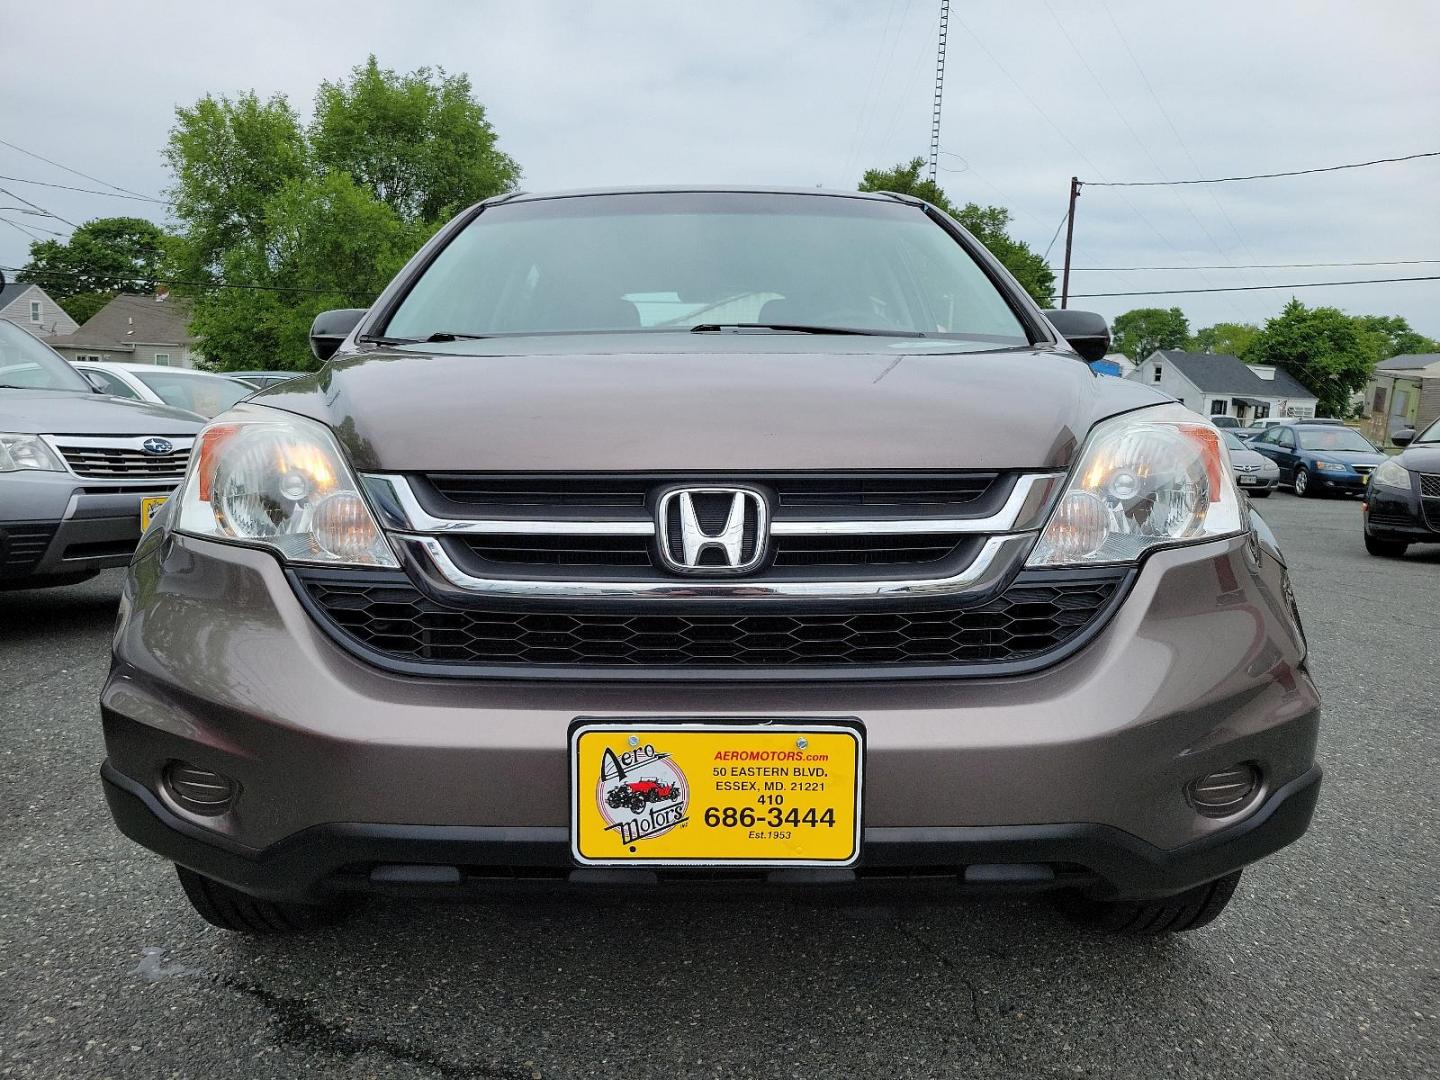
[102,528,1321,902]
[1311,469,1368,494]
[1,471,175,584]
[1366,481,1440,541]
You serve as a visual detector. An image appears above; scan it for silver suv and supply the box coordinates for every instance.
[1,322,201,589]
[101,189,1320,936]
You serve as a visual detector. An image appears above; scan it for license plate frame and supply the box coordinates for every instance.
[569,719,864,868]
[139,495,167,530]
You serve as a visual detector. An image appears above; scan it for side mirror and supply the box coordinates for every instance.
[309,308,367,362]
[1043,309,1111,363]
[1392,428,1416,448]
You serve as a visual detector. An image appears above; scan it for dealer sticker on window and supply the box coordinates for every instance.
[569,721,863,867]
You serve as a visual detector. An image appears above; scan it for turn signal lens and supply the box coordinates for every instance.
[176,405,398,567]
[1028,404,1244,567]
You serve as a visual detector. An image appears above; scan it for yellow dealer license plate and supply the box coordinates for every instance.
[139,495,167,531]
[570,721,863,867]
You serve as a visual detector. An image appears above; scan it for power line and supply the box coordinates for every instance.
[1,217,50,241]
[1041,209,1070,261]
[0,135,156,200]
[1068,259,1440,271]
[0,184,75,228]
[1070,275,1440,298]
[1085,150,1440,187]
[0,173,164,204]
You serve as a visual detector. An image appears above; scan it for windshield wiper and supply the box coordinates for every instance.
[689,323,924,338]
[422,331,489,343]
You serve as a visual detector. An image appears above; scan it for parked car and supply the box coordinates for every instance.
[101,187,1320,939]
[1247,422,1386,496]
[230,370,301,390]
[1362,417,1440,556]
[1224,430,1278,497]
[1210,415,1242,430]
[73,361,253,419]
[0,322,202,589]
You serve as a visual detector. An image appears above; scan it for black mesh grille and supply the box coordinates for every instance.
[1420,473,1440,498]
[0,524,55,579]
[296,572,1121,672]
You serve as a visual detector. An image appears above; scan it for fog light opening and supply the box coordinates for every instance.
[164,761,237,816]
[1186,763,1261,819]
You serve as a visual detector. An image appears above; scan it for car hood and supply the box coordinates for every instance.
[0,389,206,436]
[1397,444,1440,473]
[254,335,1170,472]
[1309,449,1387,466]
[1229,447,1277,469]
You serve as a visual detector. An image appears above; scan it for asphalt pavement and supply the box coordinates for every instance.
[2,492,1436,1079]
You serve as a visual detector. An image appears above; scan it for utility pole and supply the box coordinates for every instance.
[927,0,950,184]
[1060,176,1081,308]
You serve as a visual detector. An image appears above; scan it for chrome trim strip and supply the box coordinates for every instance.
[403,532,1033,601]
[364,472,1061,538]
[769,473,1060,535]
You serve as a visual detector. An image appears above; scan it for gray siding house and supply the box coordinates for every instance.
[44,292,198,368]
[0,281,78,338]
[1126,350,1319,423]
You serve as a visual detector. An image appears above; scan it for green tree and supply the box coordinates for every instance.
[858,157,1056,305]
[1246,299,1376,416]
[189,174,432,371]
[1111,307,1190,360]
[164,91,309,279]
[311,56,520,224]
[164,59,520,368]
[1352,314,1438,360]
[18,216,169,322]
[1188,321,1259,358]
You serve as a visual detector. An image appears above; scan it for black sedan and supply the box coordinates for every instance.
[1363,417,1440,556]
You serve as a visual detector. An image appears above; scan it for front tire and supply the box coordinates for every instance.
[1364,533,1409,557]
[176,866,348,935]
[1057,870,1242,935]
[1293,467,1312,497]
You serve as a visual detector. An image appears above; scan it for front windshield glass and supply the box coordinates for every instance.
[0,321,93,392]
[132,370,251,418]
[383,193,1030,343]
[1222,432,1248,452]
[1298,428,1378,453]
[1415,417,1440,444]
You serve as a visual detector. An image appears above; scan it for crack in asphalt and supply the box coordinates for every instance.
[129,948,532,1079]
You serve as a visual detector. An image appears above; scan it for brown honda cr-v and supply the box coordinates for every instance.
[101,188,1320,935]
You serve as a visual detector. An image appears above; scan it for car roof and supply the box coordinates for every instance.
[497,185,904,205]
[73,361,242,380]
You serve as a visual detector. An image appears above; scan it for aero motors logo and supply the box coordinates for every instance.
[597,742,688,846]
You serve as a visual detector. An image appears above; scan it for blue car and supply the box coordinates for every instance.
[1247,421,1387,496]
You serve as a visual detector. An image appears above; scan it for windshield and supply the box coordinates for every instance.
[1298,428,1378,453]
[132,370,251,418]
[0,321,93,392]
[382,193,1031,344]
[1222,432,1248,452]
[1415,417,1440,444]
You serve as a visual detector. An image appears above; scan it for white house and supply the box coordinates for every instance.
[0,281,78,339]
[1126,350,1319,423]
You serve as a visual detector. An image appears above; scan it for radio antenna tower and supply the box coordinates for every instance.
[927,0,950,183]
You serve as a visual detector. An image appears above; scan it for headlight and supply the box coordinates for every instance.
[1371,457,1410,489]
[0,433,66,473]
[1027,404,1244,567]
[1312,460,1347,472]
[175,405,397,567]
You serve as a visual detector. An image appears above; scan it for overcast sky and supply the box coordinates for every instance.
[4,0,1438,337]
